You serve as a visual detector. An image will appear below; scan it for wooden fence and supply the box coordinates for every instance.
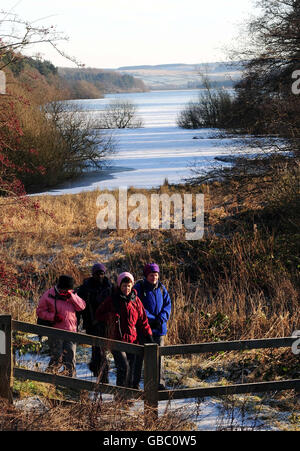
[0,314,299,421]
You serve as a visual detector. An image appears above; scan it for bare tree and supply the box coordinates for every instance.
[42,101,116,173]
[228,0,300,136]
[0,9,92,193]
[0,9,82,70]
[98,99,143,129]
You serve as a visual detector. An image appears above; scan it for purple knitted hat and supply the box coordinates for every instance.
[92,263,106,274]
[143,263,160,277]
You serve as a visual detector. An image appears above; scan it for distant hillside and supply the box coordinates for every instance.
[3,53,58,78]
[3,54,149,99]
[116,62,244,90]
[58,67,148,97]
[1,54,73,100]
[3,55,243,96]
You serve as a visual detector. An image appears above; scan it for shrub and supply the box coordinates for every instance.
[2,91,116,191]
[177,77,235,129]
[98,99,143,129]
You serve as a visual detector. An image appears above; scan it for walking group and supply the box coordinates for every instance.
[36,263,171,391]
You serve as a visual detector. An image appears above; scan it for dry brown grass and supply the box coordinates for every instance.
[1,180,299,431]
[1,181,299,340]
[0,396,195,431]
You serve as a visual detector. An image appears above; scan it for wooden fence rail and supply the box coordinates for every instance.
[0,315,299,422]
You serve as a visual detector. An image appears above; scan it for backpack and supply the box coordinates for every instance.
[135,279,164,301]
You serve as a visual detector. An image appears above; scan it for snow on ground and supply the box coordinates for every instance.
[15,344,277,431]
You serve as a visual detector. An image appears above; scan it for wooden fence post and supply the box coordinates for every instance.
[0,315,13,402]
[143,343,159,425]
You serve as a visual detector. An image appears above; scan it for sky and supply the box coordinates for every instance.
[2,0,256,69]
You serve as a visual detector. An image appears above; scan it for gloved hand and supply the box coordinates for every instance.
[149,318,161,330]
[57,291,72,301]
[54,313,64,323]
[143,334,154,344]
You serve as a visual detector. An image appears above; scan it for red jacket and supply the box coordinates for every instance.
[95,289,152,343]
[36,287,86,332]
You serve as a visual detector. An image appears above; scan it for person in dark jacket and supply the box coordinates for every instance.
[133,263,171,389]
[77,263,112,381]
[95,272,153,390]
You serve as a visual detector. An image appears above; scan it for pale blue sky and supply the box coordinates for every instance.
[3,0,256,68]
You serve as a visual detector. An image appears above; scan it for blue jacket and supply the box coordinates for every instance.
[133,278,171,336]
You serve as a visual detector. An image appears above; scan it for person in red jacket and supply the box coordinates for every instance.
[95,271,153,389]
[36,275,86,377]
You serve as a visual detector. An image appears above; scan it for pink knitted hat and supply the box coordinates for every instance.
[117,272,134,287]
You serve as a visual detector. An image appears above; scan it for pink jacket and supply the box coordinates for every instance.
[36,287,86,332]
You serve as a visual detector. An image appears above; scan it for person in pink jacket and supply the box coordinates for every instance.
[36,275,86,377]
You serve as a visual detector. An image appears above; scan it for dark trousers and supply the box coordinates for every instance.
[133,335,165,388]
[112,351,136,388]
[87,326,109,383]
[47,338,76,377]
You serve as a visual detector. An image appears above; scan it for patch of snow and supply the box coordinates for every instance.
[14,346,281,430]
[14,396,49,413]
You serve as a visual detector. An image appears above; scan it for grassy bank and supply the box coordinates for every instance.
[1,177,299,429]
[1,181,299,340]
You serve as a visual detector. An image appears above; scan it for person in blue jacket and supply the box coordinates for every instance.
[133,262,171,390]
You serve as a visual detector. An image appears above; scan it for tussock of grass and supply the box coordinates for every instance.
[0,397,195,431]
